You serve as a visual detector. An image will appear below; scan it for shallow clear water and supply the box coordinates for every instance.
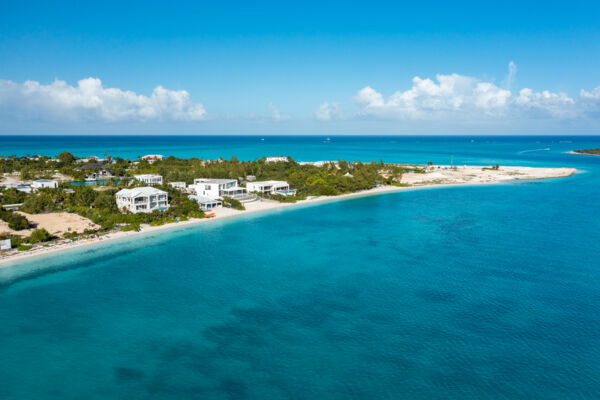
[0,136,599,399]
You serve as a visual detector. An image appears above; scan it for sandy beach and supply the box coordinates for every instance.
[0,165,577,267]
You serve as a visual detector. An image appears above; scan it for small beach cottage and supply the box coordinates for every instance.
[115,187,169,213]
[188,195,223,211]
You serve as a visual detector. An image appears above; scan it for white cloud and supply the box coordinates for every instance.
[514,88,575,118]
[0,77,206,122]
[315,102,341,121]
[353,74,511,120]
[340,64,600,122]
[580,86,600,101]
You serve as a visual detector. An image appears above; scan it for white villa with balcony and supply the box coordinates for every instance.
[134,174,163,185]
[189,178,247,199]
[115,187,169,213]
[246,180,296,196]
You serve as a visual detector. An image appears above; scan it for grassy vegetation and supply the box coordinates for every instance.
[574,148,600,155]
[482,165,500,171]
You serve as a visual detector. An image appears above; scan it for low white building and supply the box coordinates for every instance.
[189,178,246,199]
[31,179,58,189]
[4,184,33,194]
[0,238,11,251]
[169,181,187,190]
[188,195,222,211]
[246,180,296,196]
[142,154,164,164]
[115,187,169,213]
[134,174,163,185]
[265,156,289,163]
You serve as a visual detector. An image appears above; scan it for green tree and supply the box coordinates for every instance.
[22,193,56,213]
[58,151,76,164]
[0,188,26,204]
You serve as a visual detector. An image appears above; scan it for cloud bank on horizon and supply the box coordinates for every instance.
[318,64,600,123]
[0,77,206,122]
[0,63,599,133]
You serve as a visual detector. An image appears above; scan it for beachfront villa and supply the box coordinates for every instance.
[189,178,247,199]
[134,174,163,185]
[115,187,169,213]
[169,181,187,190]
[246,180,296,196]
[31,179,58,189]
[188,195,222,211]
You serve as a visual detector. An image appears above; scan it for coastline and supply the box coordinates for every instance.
[0,166,577,267]
[566,150,600,156]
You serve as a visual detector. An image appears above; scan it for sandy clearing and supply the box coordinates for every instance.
[0,212,100,237]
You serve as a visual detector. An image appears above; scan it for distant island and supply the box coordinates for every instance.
[0,152,576,264]
[571,148,600,156]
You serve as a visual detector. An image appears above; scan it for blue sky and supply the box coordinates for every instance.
[1,0,599,134]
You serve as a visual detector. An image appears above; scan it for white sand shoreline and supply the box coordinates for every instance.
[0,166,577,268]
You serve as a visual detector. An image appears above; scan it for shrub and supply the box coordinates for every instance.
[317,185,337,196]
[17,244,32,251]
[121,223,139,232]
[187,211,205,219]
[222,197,245,210]
[29,228,52,243]
[7,213,30,230]
[0,210,30,230]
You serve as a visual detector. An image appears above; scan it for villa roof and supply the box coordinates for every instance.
[116,187,167,197]
[250,180,288,185]
[194,178,237,184]
[188,195,221,203]
[77,163,106,170]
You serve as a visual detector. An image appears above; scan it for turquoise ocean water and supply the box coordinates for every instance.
[0,136,599,399]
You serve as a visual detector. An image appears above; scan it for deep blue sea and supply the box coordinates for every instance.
[1,136,599,399]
